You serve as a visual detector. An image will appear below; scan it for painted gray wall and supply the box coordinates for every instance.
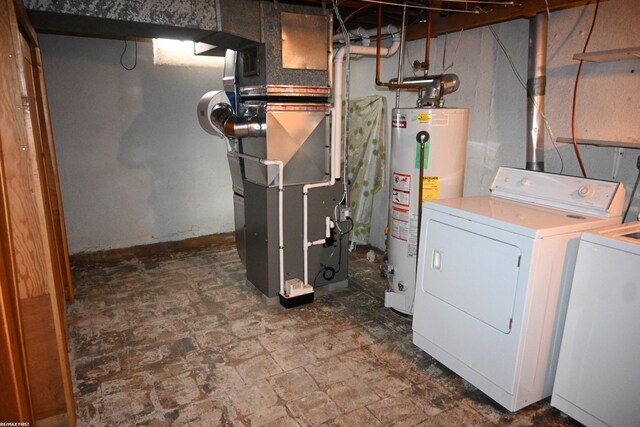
[349,0,640,249]
[40,35,233,253]
[40,0,639,253]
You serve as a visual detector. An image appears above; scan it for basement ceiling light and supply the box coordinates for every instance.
[153,38,224,67]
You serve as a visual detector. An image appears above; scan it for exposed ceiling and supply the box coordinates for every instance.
[22,0,597,46]
[277,0,595,40]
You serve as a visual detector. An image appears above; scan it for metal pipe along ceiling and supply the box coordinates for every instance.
[526,12,548,171]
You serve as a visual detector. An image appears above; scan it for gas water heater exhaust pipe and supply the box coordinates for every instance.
[526,12,547,172]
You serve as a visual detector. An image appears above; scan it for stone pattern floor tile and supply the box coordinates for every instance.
[68,244,580,426]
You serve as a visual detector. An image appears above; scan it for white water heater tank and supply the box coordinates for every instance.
[385,107,469,315]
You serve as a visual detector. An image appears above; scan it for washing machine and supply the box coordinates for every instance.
[412,167,626,412]
[551,221,640,427]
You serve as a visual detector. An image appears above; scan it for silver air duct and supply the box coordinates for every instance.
[197,91,266,139]
[526,13,548,171]
[388,73,460,106]
[210,103,266,138]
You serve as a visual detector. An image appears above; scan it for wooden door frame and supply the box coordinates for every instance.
[0,0,76,424]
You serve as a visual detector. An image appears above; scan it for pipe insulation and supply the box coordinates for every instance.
[210,103,267,138]
[526,13,548,171]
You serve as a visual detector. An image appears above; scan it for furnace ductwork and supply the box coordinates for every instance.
[210,103,267,138]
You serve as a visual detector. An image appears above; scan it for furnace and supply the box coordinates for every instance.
[198,2,349,307]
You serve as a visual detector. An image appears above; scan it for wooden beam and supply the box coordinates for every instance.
[406,0,600,40]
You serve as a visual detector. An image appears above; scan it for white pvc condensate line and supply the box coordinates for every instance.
[308,27,400,287]
[332,26,400,180]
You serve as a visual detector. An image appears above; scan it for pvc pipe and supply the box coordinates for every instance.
[301,25,401,287]
[235,153,285,295]
[395,5,407,109]
[332,27,400,181]
[302,109,338,285]
[332,24,399,43]
[303,177,335,286]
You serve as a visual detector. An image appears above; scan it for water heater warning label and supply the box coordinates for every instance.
[391,206,409,222]
[392,115,407,128]
[421,176,440,202]
[417,113,431,123]
[391,207,409,241]
[408,215,418,256]
[392,189,410,207]
[391,218,409,241]
[393,173,411,191]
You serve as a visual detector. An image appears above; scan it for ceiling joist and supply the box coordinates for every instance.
[404,0,600,40]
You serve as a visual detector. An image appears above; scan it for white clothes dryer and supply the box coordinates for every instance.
[412,167,625,412]
[552,221,640,427]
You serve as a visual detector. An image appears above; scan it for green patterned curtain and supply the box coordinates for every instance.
[346,95,387,245]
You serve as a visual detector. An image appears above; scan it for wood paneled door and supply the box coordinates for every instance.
[0,0,75,425]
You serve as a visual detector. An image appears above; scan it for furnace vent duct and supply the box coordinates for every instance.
[526,13,548,171]
[389,74,459,92]
[198,91,266,138]
[210,104,267,138]
[198,90,231,137]
[388,73,460,105]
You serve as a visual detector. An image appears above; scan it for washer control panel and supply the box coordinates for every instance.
[490,167,625,217]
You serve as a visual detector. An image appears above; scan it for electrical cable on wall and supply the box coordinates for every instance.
[120,38,138,71]
[623,155,640,222]
[343,3,373,23]
[313,217,353,287]
[333,1,351,205]
[488,25,564,173]
[441,29,464,72]
[570,0,601,178]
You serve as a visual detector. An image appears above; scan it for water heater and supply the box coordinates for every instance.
[384,107,469,315]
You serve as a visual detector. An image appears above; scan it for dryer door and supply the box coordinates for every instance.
[422,220,521,333]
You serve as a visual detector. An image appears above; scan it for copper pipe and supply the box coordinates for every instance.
[375,3,431,90]
[424,11,431,75]
[416,136,427,258]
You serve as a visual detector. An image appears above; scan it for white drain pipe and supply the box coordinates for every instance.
[332,25,400,179]
[302,108,337,286]
[302,26,400,287]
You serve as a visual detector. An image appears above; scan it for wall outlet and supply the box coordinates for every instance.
[338,206,351,222]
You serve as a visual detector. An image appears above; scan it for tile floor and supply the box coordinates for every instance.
[68,238,579,426]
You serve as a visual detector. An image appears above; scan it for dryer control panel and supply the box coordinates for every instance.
[490,167,625,218]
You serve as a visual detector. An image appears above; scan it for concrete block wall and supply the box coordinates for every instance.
[349,0,640,249]
[39,0,639,253]
[40,35,233,253]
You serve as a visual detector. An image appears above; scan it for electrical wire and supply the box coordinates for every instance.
[343,3,373,23]
[357,0,500,14]
[120,38,138,71]
[313,217,353,287]
[441,29,464,72]
[571,0,601,178]
[333,1,351,205]
[623,156,640,222]
[488,25,564,173]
